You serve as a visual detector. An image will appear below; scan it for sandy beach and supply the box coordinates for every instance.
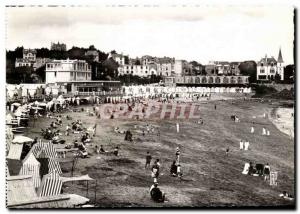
[14,99,294,207]
[270,107,294,139]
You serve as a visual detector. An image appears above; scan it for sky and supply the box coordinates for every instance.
[5,5,295,64]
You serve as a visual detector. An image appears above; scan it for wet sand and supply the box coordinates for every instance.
[270,107,294,139]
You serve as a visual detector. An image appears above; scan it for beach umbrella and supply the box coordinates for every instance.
[38,103,47,107]
[11,103,21,107]
[12,135,33,144]
[31,106,43,110]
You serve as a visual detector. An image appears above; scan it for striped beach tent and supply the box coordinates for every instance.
[32,141,62,174]
[38,171,63,197]
[19,153,41,188]
[37,142,57,158]
[31,140,44,157]
[48,158,62,174]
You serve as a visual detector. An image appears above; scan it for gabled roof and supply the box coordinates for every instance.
[258,56,277,65]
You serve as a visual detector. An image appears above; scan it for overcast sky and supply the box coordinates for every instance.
[5,5,294,64]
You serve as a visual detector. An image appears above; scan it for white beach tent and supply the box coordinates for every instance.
[242,163,250,175]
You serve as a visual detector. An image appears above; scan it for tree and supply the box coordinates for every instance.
[124,56,129,64]
[238,61,257,83]
[135,59,141,65]
[274,73,281,83]
[284,64,295,84]
[89,45,96,50]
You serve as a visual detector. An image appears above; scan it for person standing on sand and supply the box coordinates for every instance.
[175,147,181,164]
[176,123,180,133]
[214,104,217,110]
[240,140,244,150]
[264,163,271,181]
[145,151,152,169]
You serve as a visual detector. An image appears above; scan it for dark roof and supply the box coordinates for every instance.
[23,49,37,54]
[277,48,284,63]
[258,57,277,65]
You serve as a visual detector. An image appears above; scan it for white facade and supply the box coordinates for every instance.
[109,53,126,66]
[15,59,34,68]
[174,60,189,76]
[45,59,91,84]
[157,63,173,76]
[118,64,157,77]
[257,49,284,81]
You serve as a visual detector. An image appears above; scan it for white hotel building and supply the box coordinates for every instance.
[45,59,91,84]
[118,64,158,77]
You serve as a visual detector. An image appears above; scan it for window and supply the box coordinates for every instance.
[145,70,148,74]
[260,69,265,73]
[261,63,263,66]
[54,72,57,77]
[270,69,275,73]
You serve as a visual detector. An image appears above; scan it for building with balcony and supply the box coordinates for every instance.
[205,61,240,75]
[164,75,249,87]
[118,64,157,77]
[45,59,91,84]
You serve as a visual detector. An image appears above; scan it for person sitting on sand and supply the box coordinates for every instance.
[65,124,71,136]
[114,127,120,133]
[66,115,72,120]
[113,146,119,156]
[81,132,91,144]
[52,133,66,144]
[65,143,72,149]
[248,162,255,175]
[56,116,62,126]
[225,147,230,156]
[150,183,166,203]
[125,130,133,142]
[279,191,294,200]
[73,140,79,148]
[50,121,57,129]
[98,145,106,153]
[170,161,177,176]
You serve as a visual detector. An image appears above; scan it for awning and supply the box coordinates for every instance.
[12,135,33,144]
[60,174,94,183]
